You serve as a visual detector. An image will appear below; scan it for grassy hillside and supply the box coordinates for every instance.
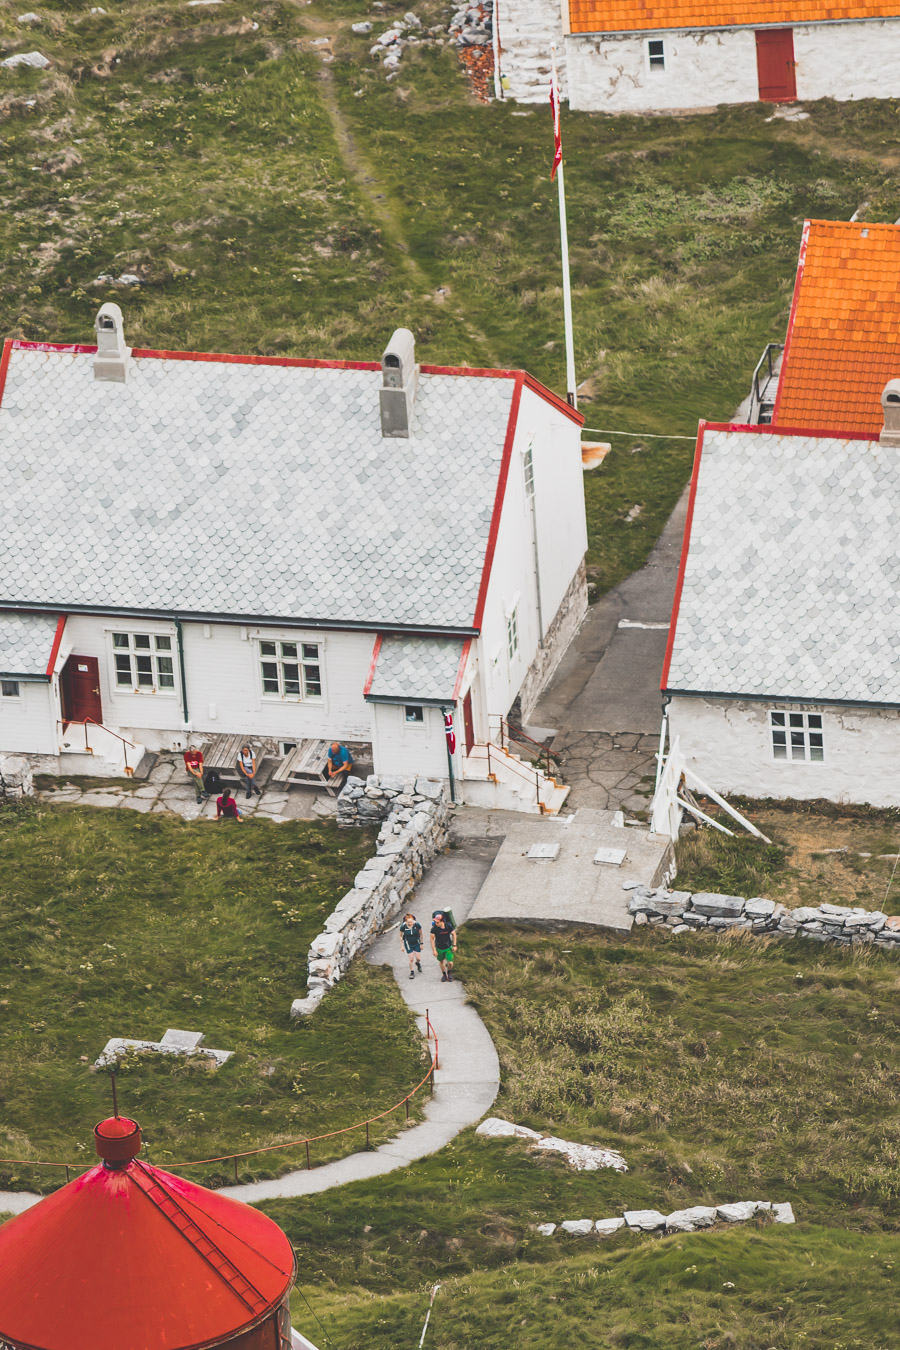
[5,0,900,587]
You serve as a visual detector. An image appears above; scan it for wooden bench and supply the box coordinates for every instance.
[271,738,344,795]
[199,734,269,787]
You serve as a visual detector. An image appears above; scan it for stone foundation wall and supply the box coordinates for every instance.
[0,755,34,800]
[517,559,588,722]
[630,886,900,949]
[291,775,450,1016]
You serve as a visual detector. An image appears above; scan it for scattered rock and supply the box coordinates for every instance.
[595,1217,625,1235]
[536,1223,556,1235]
[351,20,373,32]
[17,13,41,24]
[560,1219,594,1235]
[1,50,50,68]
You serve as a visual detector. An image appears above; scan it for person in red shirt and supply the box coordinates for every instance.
[216,788,242,822]
[183,745,207,803]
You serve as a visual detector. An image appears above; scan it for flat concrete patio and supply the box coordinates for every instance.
[467,808,672,934]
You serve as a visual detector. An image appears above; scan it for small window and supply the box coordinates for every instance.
[770,710,823,763]
[647,37,665,69]
[506,605,520,663]
[523,444,535,500]
[405,706,424,724]
[280,741,297,756]
[1,680,20,698]
[111,632,176,692]
[259,639,323,701]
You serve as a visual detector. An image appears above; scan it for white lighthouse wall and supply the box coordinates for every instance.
[0,680,56,755]
[668,694,900,807]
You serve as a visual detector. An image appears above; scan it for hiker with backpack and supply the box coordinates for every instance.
[400,913,423,980]
[430,910,457,982]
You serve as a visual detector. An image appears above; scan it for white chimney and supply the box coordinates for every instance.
[880,379,900,445]
[93,302,131,383]
[379,328,419,438]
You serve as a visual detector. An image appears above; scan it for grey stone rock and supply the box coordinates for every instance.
[717,1201,758,1223]
[744,897,776,918]
[670,924,690,935]
[792,907,825,923]
[560,1219,594,1235]
[772,1202,795,1224]
[690,893,745,919]
[623,1209,666,1231]
[595,1217,625,1235]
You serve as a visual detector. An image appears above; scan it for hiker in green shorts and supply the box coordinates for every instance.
[430,910,457,983]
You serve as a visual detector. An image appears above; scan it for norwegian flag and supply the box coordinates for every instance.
[549,60,562,181]
[444,710,456,755]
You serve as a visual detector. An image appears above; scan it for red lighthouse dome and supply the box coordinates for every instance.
[0,1118,297,1350]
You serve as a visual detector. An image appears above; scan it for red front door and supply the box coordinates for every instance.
[755,28,796,102]
[61,655,102,726]
[462,690,475,756]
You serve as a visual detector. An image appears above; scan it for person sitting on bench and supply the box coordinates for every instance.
[326,741,354,790]
[236,744,261,799]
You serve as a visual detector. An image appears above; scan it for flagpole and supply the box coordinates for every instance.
[551,45,577,409]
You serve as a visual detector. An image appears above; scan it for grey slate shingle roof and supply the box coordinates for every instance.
[0,346,516,629]
[0,611,60,677]
[367,635,466,702]
[665,427,900,705]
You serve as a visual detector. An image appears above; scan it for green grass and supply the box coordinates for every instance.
[249,922,900,1348]
[0,803,428,1190]
[288,1226,900,1349]
[5,0,900,587]
[676,799,900,913]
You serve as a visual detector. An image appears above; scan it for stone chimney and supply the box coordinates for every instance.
[880,379,900,446]
[379,328,419,438]
[93,302,131,383]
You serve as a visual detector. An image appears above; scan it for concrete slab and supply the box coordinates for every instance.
[468,809,671,932]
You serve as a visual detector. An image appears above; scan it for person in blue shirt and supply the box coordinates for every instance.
[326,741,354,790]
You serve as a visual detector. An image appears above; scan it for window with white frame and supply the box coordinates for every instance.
[405,705,424,725]
[770,710,823,762]
[112,632,175,692]
[523,444,535,500]
[1,680,20,698]
[259,640,322,700]
[506,605,520,663]
[647,37,665,69]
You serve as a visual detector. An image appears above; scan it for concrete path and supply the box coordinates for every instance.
[531,487,689,813]
[0,840,500,1216]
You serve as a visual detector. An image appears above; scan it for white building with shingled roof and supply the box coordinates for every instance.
[0,307,587,810]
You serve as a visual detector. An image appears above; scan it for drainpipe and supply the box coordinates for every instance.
[174,618,190,726]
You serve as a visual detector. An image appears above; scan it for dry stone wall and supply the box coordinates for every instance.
[291,775,450,1017]
[629,885,900,948]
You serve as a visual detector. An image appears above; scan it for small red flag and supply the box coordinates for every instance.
[444,711,456,755]
[549,64,562,181]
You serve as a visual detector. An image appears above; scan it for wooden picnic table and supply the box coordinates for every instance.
[271,738,342,795]
[199,734,270,785]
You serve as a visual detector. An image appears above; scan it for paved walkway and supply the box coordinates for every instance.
[36,754,341,824]
[531,487,689,813]
[0,840,501,1215]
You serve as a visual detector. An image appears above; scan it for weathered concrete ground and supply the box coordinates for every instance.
[532,488,689,813]
[37,754,340,823]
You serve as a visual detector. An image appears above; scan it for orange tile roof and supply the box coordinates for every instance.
[773,220,900,435]
[568,0,900,33]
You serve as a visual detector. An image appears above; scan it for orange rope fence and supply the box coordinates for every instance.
[0,1012,440,1188]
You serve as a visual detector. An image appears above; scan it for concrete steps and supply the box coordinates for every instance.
[57,722,146,777]
[460,742,570,814]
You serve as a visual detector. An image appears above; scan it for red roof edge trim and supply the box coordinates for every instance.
[521,372,585,425]
[660,422,706,692]
[473,373,525,629]
[771,219,810,425]
[363,634,383,697]
[46,615,66,680]
[704,419,881,442]
[0,339,14,408]
[12,340,97,355]
[451,638,472,701]
[9,341,586,410]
